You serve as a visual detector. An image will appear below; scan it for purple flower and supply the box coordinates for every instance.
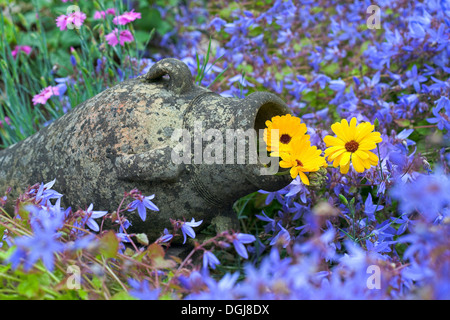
[33,179,62,204]
[178,271,206,292]
[127,195,159,222]
[328,79,346,92]
[364,193,384,222]
[405,65,427,92]
[232,233,256,259]
[203,250,221,270]
[187,272,239,300]
[181,218,203,244]
[67,234,97,251]
[427,96,450,131]
[128,279,160,300]
[26,198,65,232]
[84,203,108,232]
[269,223,291,248]
[7,221,65,271]
[390,171,450,223]
[209,17,227,31]
[157,228,173,243]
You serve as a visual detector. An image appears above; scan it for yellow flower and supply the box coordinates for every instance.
[324,117,382,174]
[263,114,309,157]
[279,135,327,185]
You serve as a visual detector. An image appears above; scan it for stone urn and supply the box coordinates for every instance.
[0,58,292,239]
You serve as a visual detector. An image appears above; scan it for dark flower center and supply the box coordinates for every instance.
[280,134,292,144]
[345,140,359,153]
[296,159,303,167]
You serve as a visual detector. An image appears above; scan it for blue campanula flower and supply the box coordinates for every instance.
[203,250,221,270]
[128,279,160,300]
[7,218,65,272]
[364,193,384,222]
[30,179,63,206]
[232,233,256,259]
[390,171,450,222]
[127,194,159,222]
[83,203,108,232]
[181,218,203,244]
[157,228,173,243]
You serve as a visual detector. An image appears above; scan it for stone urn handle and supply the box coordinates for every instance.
[145,58,194,95]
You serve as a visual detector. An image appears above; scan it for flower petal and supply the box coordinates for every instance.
[340,152,351,167]
[352,154,365,173]
[299,171,310,185]
[236,233,256,244]
[340,161,350,174]
[354,150,369,160]
[137,203,147,221]
[233,240,248,259]
[331,122,348,141]
[355,123,375,142]
[323,135,345,147]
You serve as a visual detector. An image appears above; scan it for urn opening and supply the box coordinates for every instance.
[254,101,292,136]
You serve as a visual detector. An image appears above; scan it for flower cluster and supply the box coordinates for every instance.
[264,114,326,184]
[264,114,383,183]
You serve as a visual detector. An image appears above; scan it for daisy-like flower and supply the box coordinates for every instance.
[263,114,309,156]
[32,86,60,105]
[324,117,382,174]
[105,28,134,47]
[279,135,327,184]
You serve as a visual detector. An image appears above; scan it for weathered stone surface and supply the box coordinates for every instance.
[0,58,292,240]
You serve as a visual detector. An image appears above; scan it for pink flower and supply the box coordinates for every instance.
[56,11,87,31]
[56,15,68,30]
[32,86,60,106]
[105,29,134,47]
[113,9,141,25]
[93,8,116,19]
[106,8,116,15]
[0,117,11,129]
[11,45,32,59]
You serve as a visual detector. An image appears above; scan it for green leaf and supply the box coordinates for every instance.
[111,291,135,300]
[17,274,40,298]
[99,231,119,259]
[302,91,317,102]
[135,233,149,246]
